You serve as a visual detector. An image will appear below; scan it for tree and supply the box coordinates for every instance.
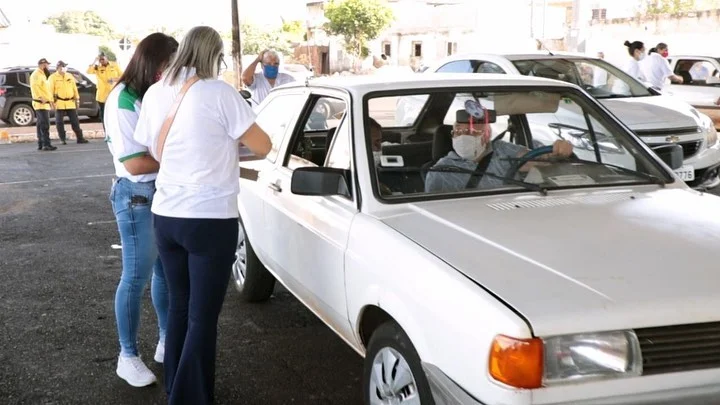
[98,45,117,61]
[323,0,393,58]
[222,23,292,56]
[281,19,306,42]
[640,0,696,17]
[43,10,116,38]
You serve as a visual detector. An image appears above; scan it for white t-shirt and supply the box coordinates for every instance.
[641,53,673,89]
[248,72,295,105]
[105,83,156,183]
[614,58,647,94]
[133,67,257,219]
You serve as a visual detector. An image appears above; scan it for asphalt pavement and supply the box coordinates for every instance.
[0,142,363,405]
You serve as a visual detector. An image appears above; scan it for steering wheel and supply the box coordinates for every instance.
[504,146,557,184]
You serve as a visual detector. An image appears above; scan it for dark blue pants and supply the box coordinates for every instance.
[153,214,237,405]
[55,109,83,142]
[35,109,51,148]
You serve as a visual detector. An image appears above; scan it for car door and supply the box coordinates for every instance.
[69,70,98,116]
[238,89,309,268]
[665,58,720,128]
[261,91,357,339]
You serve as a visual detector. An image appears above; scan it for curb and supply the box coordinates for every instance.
[7,130,105,144]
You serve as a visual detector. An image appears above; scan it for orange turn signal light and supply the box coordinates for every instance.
[489,334,544,389]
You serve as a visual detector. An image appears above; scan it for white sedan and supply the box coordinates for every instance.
[235,74,720,405]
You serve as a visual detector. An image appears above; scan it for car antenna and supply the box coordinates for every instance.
[538,40,554,56]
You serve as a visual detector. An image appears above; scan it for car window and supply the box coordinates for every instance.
[325,116,351,171]
[285,95,348,170]
[17,72,29,86]
[366,88,671,200]
[0,74,5,86]
[437,60,475,73]
[513,59,653,99]
[675,60,719,85]
[255,93,308,163]
[369,94,429,128]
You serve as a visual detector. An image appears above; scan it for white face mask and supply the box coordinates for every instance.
[638,52,646,61]
[452,135,486,161]
[372,151,382,166]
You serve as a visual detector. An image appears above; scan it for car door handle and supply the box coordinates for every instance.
[268,182,282,192]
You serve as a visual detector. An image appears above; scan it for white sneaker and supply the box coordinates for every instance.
[154,341,165,364]
[116,355,157,387]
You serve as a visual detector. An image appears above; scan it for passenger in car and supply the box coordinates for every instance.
[424,110,573,193]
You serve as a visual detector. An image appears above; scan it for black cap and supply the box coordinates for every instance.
[38,58,50,65]
[56,61,67,67]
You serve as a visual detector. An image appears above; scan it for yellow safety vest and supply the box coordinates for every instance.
[29,68,52,111]
[86,61,123,103]
[48,72,79,110]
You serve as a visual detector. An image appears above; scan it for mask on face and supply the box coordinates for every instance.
[372,151,382,166]
[638,52,646,61]
[661,50,669,58]
[452,135,486,161]
[263,65,279,79]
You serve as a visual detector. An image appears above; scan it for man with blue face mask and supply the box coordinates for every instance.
[242,49,296,104]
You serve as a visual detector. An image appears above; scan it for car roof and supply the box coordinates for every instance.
[670,55,720,60]
[1,65,80,72]
[439,52,598,62]
[281,73,578,95]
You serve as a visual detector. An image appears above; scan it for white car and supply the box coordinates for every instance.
[417,53,720,190]
[665,55,720,128]
[235,73,720,405]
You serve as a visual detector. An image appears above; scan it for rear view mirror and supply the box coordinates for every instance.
[239,89,252,99]
[651,144,683,170]
[291,167,351,198]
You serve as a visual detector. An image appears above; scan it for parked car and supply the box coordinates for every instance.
[234,73,720,405]
[0,65,100,126]
[664,55,720,128]
[417,53,720,189]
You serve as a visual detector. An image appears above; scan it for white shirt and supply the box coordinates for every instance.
[248,72,295,105]
[614,58,647,95]
[104,83,156,182]
[641,53,673,89]
[133,68,257,219]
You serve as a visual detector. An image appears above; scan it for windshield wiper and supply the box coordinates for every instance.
[426,165,549,196]
[595,94,632,99]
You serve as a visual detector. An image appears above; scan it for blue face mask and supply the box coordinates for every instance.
[263,65,279,79]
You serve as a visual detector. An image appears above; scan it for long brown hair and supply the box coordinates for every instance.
[117,33,179,99]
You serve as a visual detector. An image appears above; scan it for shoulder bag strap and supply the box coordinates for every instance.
[155,75,200,162]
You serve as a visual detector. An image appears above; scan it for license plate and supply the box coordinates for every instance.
[674,165,695,182]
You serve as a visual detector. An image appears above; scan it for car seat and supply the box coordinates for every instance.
[420,125,453,181]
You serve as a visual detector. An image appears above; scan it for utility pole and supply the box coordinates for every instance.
[231,0,243,90]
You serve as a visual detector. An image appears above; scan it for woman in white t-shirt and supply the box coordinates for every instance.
[614,40,648,95]
[642,43,684,90]
[105,32,179,388]
[132,26,271,405]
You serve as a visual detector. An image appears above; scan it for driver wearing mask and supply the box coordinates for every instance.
[425,108,573,193]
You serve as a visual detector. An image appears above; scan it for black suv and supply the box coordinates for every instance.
[0,66,101,126]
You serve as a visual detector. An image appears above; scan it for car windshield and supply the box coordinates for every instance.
[365,87,672,200]
[511,58,654,99]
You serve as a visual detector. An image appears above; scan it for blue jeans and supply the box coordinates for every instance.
[110,177,169,357]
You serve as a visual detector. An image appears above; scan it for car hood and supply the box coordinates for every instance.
[380,187,720,336]
[599,96,702,131]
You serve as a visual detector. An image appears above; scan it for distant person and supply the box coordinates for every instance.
[87,53,123,124]
[132,26,271,405]
[593,51,608,87]
[30,58,56,151]
[242,49,295,104]
[48,61,88,144]
[104,32,179,388]
[643,42,683,89]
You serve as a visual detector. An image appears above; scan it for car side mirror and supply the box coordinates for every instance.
[651,144,683,170]
[291,167,351,198]
[239,89,252,99]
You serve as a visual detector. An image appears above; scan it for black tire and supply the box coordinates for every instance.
[364,321,435,405]
[232,218,276,302]
[8,103,35,127]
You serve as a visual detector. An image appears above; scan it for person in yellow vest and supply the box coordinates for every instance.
[30,58,56,151]
[49,61,89,144]
[86,53,123,123]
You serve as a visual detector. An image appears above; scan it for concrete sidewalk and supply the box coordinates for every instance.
[0,127,105,144]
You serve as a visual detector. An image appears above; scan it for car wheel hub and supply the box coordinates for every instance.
[369,347,420,405]
[232,222,247,289]
[13,107,33,125]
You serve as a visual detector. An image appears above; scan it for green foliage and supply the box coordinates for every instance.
[43,10,116,38]
[323,0,394,58]
[98,45,117,61]
[640,0,696,16]
[281,20,305,41]
[222,23,292,56]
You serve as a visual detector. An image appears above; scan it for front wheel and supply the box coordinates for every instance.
[232,218,276,302]
[9,104,34,126]
[364,321,435,405]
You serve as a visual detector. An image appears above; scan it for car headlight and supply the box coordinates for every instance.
[488,330,642,389]
[705,123,718,147]
[543,330,642,384]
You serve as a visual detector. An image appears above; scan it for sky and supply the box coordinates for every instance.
[0,0,308,32]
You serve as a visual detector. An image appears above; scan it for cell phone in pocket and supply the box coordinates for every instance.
[131,195,149,204]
